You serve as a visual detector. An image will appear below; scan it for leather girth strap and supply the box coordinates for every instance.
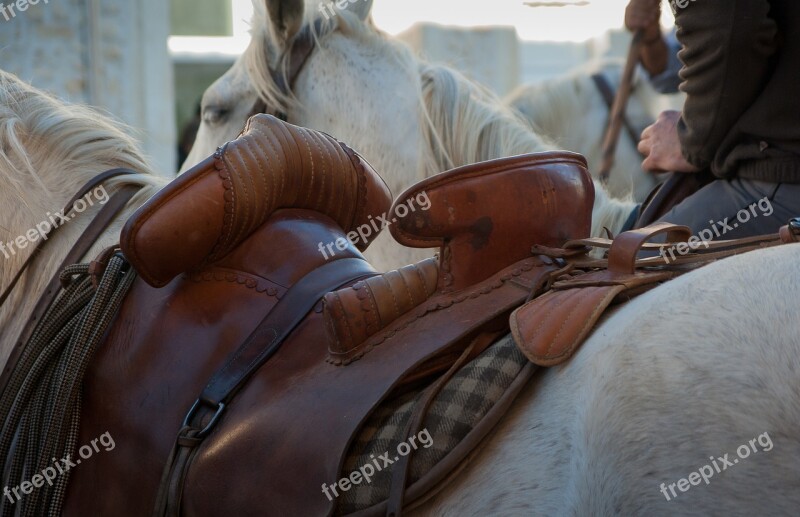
[153,257,377,517]
[0,169,142,399]
[512,220,800,366]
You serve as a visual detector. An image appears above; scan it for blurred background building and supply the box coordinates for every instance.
[0,0,678,175]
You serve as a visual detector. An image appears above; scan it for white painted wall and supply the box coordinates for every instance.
[398,24,520,97]
[0,0,176,176]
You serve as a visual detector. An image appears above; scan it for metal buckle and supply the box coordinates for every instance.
[789,218,800,232]
[182,399,226,438]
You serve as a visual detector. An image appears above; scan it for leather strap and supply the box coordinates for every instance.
[590,72,643,159]
[385,330,501,517]
[252,19,326,121]
[153,257,377,517]
[608,222,691,274]
[0,169,142,399]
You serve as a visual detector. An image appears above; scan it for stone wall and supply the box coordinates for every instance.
[0,0,176,175]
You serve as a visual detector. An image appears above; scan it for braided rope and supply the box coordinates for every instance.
[0,254,136,516]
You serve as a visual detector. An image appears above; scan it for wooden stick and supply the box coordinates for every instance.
[599,29,645,184]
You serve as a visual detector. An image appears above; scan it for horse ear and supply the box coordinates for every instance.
[265,0,304,46]
[348,0,374,21]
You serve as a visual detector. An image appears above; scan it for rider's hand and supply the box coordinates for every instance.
[639,110,701,174]
[625,0,663,42]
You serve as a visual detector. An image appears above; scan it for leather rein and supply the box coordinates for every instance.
[0,168,143,398]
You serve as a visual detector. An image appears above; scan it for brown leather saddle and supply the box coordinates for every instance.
[61,114,596,516]
[61,114,800,517]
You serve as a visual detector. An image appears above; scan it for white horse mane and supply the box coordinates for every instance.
[241,7,636,239]
[0,70,166,358]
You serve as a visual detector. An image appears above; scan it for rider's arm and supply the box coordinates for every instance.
[675,0,778,169]
[647,30,681,95]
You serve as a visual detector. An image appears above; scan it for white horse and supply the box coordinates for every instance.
[182,0,638,272]
[504,60,667,202]
[0,70,168,367]
[2,46,799,517]
[177,3,798,513]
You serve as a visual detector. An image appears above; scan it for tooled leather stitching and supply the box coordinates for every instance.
[414,262,430,297]
[307,131,329,217]
[332,292,354,348]
[187,268,286,298]
[328,259,542,363]
[209,148,236,264]
[235,139,262,245]
[249,124,284,214]
[325,297,343,350]
[341,143,369,233]
[515,283,571,351]
[382,274,403,321]
[440,245,453,290]
[540,289,584,358]
[242,130,272,226]
[398,268,417,308]
[221,151,250,257]
[296,131,316,208]
[363,282,382,332]
[535,287,621,362]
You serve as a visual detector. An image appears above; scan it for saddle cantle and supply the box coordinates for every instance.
[324,152,594,365]
[121,114,391,287]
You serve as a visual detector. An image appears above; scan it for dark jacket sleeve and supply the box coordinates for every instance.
[675,0,778,169]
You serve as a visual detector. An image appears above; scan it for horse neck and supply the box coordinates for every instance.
[0,182,162,368]
[292,32,428,198]
[417,65,636,239]
[294,28,635,240]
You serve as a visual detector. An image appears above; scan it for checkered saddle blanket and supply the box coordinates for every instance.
[338,334,531,515]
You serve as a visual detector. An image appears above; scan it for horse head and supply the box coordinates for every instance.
[182,0,638,269]
[183,0,427,197]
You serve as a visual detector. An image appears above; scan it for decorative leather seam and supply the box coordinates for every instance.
[187,268,286,298]
[328,259,541,364]
[207,145,235,265]
[533,286,621,363]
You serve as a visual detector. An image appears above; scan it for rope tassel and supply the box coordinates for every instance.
[0,253,136,517]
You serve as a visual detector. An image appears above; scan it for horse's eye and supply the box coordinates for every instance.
[202,105,229,126]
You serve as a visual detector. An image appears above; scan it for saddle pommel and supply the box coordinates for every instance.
[391,152,594,291]
[121,115,392,287]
